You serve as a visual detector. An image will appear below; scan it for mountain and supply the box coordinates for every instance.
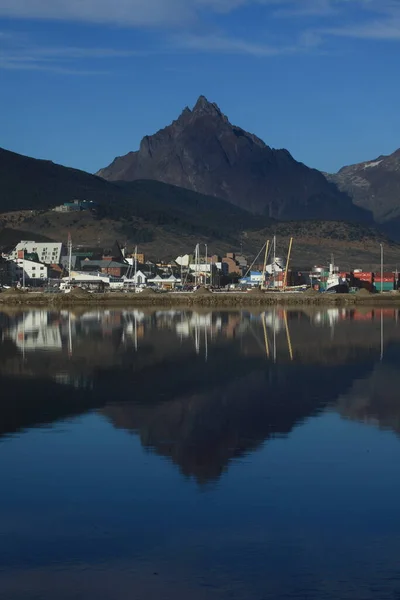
[97,95,371,224]
[0,146,267,246]
[0,146,124,212]
[326,149,400,234]
[0,147,394,266]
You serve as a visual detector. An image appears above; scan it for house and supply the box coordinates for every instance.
[189,263,212,274]
[81,259,129,278]
[125,270,148,285]
[60,254,80,272]
[147,274,181,289]
[10,241,64,265]
[126,253,145,265]
[102,241,126,264]
[240,271,263,287]
[53,199,96,213]
[14,257,48,282]
[222,253,243,275]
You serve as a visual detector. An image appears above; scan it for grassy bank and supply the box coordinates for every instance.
[1,289,400,308]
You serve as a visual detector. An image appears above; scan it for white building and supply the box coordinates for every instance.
[124,270,148,285]
[175,254,192,267]
[147,274,181,288]
[189,263,212,273]
[15,258,48,282]
[10,241,64,265]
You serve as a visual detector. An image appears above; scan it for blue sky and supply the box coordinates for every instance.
[0,0,399,174]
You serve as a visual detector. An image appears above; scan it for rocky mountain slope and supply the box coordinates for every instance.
[97,96,371,223]
[326,149,400,232]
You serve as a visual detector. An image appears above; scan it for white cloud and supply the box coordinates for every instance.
[0,0,194,26]
[0,0,392,30]
[0,33,144,73]
[174,33,299,55]
[325,18,400,40]
[319,1,400,40]
[0,59,108,74]
[0,0,341,26]
[1,0,399,75]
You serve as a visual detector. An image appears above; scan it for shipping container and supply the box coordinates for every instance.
[352,271,373,282]
[373,282,394,292]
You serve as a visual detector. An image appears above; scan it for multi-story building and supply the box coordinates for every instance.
[10,241,64,265]
[14,258,48,282]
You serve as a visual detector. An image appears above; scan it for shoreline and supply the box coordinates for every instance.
[1,290,400,308]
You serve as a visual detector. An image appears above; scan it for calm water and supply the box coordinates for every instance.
[1,307,400,599]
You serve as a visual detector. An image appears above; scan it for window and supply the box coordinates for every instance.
[40,267,44,270]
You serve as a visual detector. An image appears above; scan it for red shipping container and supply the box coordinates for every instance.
[354,274,373,282]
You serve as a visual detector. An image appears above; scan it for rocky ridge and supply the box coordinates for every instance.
[97,96,371,224]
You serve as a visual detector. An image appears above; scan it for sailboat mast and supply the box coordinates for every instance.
[134,245,138,292]
[195,244,199,287]
[68,233,72,284]
[283,237,293,290]
[262,240,270,290]
[273,235,276,288]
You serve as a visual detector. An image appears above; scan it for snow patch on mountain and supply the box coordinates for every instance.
[363,160,383,169]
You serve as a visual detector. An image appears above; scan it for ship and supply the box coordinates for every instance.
[310,259,349,293]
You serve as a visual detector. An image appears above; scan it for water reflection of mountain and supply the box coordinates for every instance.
[1,308,400,482]
[336,343,400,434]
[101,360,373,484]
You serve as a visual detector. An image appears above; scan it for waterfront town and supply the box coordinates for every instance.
[0,235,398,294]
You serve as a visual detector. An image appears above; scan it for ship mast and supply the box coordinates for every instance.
[68,232,72,285]
[273,235,276,288]
[134,245,138,292]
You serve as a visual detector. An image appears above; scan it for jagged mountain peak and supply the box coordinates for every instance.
[96,99,371,223]
[192,95,224,117]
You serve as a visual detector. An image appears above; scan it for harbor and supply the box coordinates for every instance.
[1,235,398,305]
[2,287,400,307]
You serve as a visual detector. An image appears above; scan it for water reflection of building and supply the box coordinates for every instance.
[6,310,62,351]
[1,307,399,390]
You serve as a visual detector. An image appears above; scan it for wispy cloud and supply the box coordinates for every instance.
[325,18,400,40]
[174,33,303,56]
[320,1,400,40]
[0,0,195,26]
[0,33,144,74]
[0,0,395,28]
[0,59,109,74]
[1,0,399,73]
